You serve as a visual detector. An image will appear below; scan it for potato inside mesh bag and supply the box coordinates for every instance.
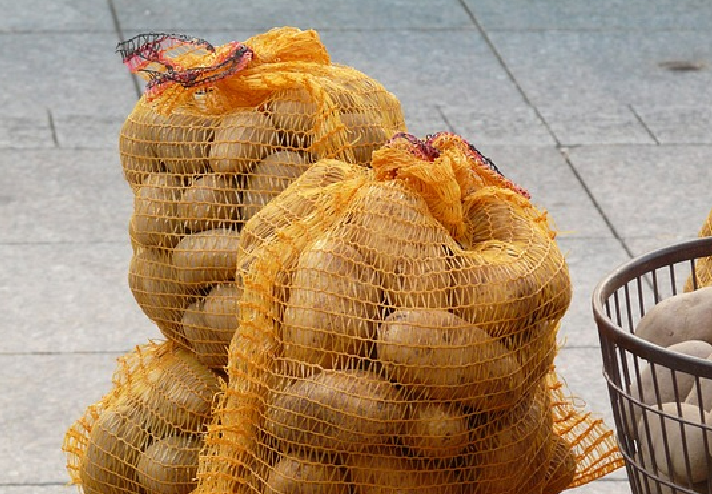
[64,342,221,494]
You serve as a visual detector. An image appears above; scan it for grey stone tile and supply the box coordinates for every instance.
[0,0,115,32]
[53,114,125,149]
[401,105,451,139]
[0,113,55,148]
[488,31,712,110]
[0,487,73,494]
[568,479,633,494]
[633,106,712,145]
[0,354,119,483]
[471,146,612,237]
[539,104,655,146]
[0,242,163,353]
[0,149,133,243]
[556,236,632,348]
[465,0,712,31]
[565,145,712,248]
[441,104,556,146]
[114,0,473,32]
[0,33,137,116]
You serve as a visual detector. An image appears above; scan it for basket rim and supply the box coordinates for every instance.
[593,236,712,378]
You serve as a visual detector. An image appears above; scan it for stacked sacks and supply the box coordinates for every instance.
[119,28,406,370]
[193,132,624,494]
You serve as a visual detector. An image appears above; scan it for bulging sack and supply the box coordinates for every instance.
[193,132,624,494]
[117,28,406,364]
[63,341,221,494]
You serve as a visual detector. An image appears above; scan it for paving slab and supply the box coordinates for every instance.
[113,0,473,32]
[0,0,115,32]
[0,112,55,149]
[568,479,632,494]
[488,30,712,120]
[0,149,133,244]
[565,145,712,257]
[0,354,121,484]
[0,241,162,353]
[53,114,125,149]
[633,105,712,145]
[464,0,712,31]
[0,33,137,116]
[471,145,612,237]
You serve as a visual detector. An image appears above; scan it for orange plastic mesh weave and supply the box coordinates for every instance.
[191,132,624,494]
[119,27,406,365]
[685,208,712,291]
[63,341,221,494]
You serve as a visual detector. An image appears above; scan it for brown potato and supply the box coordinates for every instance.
[264,454,349,494]
[136,435,201,494]
[377,309,524,411]
[131,173,185,248]
[79,403,150,494]
[209,109,279,174]
[347,446,462,494]
[282,238,381,371]
[339,112,387,165]
[129,247,193,340]
[268,88,317,134]
[172,228,242,289]
[178,174,241,233]
[243,150,311,221]
[264,369,407,452]
[155,111,215,176]
[543,435,577,494]
[402,402,470,459]
[119,110,163,191]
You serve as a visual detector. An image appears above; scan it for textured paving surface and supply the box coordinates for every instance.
[3,1,711,493]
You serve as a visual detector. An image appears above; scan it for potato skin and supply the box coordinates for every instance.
[264,369,407,452]
[268,89,317,134]
[377,309,524,411]
[172,228,242,289]
[155,111,215,176]
[119,110,163,191]
[542,436,577,494]
[402,402,470,458]
[178,174,241,233]
[136,435,201,494]
[264,454,349,494]
[339,112,387,165]
[79,404,149,494]
[635,287,712,348]
[209,110,279,174]
[131,173,185,248]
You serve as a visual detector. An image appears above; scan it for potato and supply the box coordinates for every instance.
[243,150,311,221]
[203,281,243,333]
[632,452,709,494]
[637,402,712,483]
[628,340,712,428]
[542,435,577,494]
[377,309,524,411]
[136,435,201,494]
[268,89,317,134]
[134,346,221,433]
[347,446,462,494]
[401,402,469,458]
[264,369,407,452]
[383,249,451,309]
[339,112,387,165]
[120,112,163,190]
[635,287,712,348]
[155,111,215,176]
[79,403,149,494]
[685,353,712,412]
[178,174,241,233]
[131,173,185,248]
[264,454,349,494]
[282,238,381,371]
[172,228,242,288]
[209,109,279,174]
[129,247,193,340]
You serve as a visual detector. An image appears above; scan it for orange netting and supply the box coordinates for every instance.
[685,208,712,291]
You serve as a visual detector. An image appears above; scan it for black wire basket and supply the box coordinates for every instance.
[594,237,712,494]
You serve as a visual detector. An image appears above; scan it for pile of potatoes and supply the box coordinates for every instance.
[121,83,402,370]
[225,136,576,494]
[629,286,712,492]
[67,342,220,494]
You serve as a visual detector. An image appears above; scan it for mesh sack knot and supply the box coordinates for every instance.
[119,27,406,367]
[63,341,222,494]
[193,132,624,494]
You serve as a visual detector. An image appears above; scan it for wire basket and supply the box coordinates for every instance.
[594,237,712,494]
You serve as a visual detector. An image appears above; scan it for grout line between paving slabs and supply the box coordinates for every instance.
[457,0,638,265]
[46,109,59,147]
[628,104,660,145]
[107,0,142,99]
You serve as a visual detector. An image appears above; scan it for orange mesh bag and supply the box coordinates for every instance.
[117,27,406,367]
[63,341,221,494]
[193,132,624,494]
[685,208,712,291]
